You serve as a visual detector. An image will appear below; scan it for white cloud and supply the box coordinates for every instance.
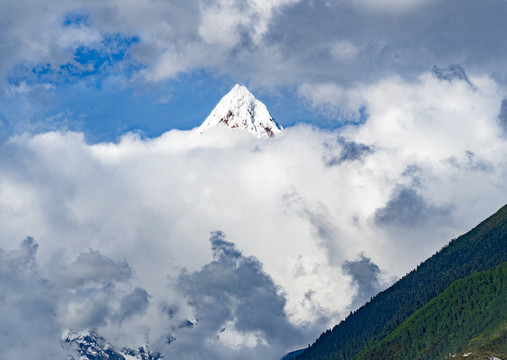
[298,82,361,120]
[1,0,506,95]
[0,71,506,358]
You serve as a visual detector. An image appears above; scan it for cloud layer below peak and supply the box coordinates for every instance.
[1,70,506,358]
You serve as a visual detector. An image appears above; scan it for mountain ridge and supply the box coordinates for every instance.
[359,262,507,360]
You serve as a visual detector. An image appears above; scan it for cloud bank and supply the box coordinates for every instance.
[1,0,506,89]
[0,69,506,358]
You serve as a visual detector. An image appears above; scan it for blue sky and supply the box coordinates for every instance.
[1,69,327,142]
[3,0,505,143]
[0,11,332,142]
[1,1,507,360]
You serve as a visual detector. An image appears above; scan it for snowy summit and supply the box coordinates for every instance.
[199,84,283,138]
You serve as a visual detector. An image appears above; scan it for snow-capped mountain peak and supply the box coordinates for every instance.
[61,330,163,360]
[199,84,283,138]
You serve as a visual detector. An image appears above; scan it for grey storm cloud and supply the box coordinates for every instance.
[2,236,38,272]
[466,151,493,173]
[264,0,507,86]
[375,185,450,228]
[445,151,494,173]
[499,99,507,134]
[165,231,307,360]
[117,288,150,322]
[282,192,343,264]
[58,249,132,288]
[1,0,507,90]
[402,165,423,187]
[432,64,476,90]
[323,136,374,166]
[0,237,150,359]
[0,237,65,359]
[54,250,140,331]
[342,254,382,307]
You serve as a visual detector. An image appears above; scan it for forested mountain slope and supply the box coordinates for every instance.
[359,262,507,360]
[295,205,507,360]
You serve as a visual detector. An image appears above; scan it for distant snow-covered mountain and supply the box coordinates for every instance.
[62,330,162,360]
[199,84,283,138]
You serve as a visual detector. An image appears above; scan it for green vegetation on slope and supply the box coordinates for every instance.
[359,262,507,360]
[296,205,507,360]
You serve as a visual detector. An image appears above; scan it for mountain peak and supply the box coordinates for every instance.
[199,84,283,138]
